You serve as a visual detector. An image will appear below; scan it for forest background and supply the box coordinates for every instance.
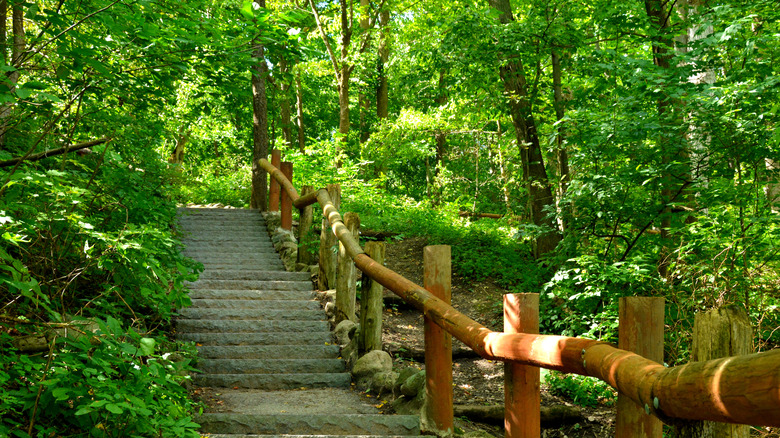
[0,0,778,436]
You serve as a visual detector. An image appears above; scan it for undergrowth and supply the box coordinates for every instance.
[1,142,202,437]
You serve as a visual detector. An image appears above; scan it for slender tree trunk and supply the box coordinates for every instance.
[0,2,22,149]
[170,126,188,164]
[376,8,390,120]
[0,0,6,65]
[250,0,269,210]
[358,0,371,144]
[279,58,293,149]
[490,0,560,257]
[295,72,305,153]
[552,48,570,231]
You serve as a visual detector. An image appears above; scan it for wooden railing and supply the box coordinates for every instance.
[258,156,780,436]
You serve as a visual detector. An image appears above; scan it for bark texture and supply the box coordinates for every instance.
[250,0,269,210]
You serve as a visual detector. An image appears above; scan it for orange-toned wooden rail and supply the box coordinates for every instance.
[258,157,780,429]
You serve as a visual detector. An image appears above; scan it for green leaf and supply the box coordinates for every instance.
[240,1,254,19]
[139,337,156,356]
[105,403,123,414]
[15,88,32,99]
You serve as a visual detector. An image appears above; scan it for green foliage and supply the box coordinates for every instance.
[1,145,202,436]
[0,319,200,438]
[544,370,617,408]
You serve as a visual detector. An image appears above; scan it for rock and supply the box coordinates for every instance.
[295,263,309,272]
[395,367,420,391]
[400,369,426,397]
[324,302,335,318]
[309,264,319,276]
[341,338,359,370]
[334,320,358,346]
[352,350,392,378]
[370,371,399,396]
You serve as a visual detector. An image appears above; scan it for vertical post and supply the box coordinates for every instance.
[335,212,359,323]
[269,149,282,211]
[360,241,385,352]
[318,184,340,290]
[423,245,453,436]
[504,293,540,438]
[616,297,665,438]
[297,185,314,266]
[280,161,293,231]
[674,306,752,438]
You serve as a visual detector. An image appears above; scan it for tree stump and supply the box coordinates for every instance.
[674,306,752,438]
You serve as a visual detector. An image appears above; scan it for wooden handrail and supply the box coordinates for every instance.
[257,157,780,428]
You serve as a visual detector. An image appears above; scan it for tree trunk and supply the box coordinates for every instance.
[552,48,570,231]
[295,72,305,153]
[170,127,188,164]
[358,0,371,144]
[250,0,269,210]
[376,8,390,120]
[279,58,293,149]
[766,159,780,212]
[0,1,21,149]
[489,0,560,257]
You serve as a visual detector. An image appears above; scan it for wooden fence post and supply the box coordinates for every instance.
[297,185,314,266]
[335,212,359,324]
[504,293,540,438]
[280,161,293,231]
[616,297,665,438]
[318,184,340,290]
[269,149,281,212]
[423,245,453,436]
[360,241,385,352]
[674,306,752,438]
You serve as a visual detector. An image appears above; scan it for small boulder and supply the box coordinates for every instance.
[395,366,420,391]
[352,350,392,378]
[334,320,358,346]
[400,369,426,397]
[370,371,399,396]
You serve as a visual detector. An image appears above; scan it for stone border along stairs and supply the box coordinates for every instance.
[176,207,421,437]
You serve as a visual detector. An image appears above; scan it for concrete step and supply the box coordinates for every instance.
[197,261,287,270]
[188,290,315,300]
[178,319,328,333]
[178,308,324,321]
[182,236,271,244]
[183,243,277,251]
[197,414,420,436]
[196,258,284,267]
[197,270,310,281]
[183,248,279,257]
[177,331,333,346]
[197,359,346,375]
[178,207,262,214]
[194,373,351,390]
[186,280,312,291]
[196,345,341,360]
[189,299,321,311]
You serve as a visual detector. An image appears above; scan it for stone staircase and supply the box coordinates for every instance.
[176,207,420,437]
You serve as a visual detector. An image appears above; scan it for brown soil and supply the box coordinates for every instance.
[381,236,615,438]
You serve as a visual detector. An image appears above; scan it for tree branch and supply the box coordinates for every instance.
[0,137,111,168]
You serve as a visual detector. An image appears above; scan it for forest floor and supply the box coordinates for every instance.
[379,236,616,438]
